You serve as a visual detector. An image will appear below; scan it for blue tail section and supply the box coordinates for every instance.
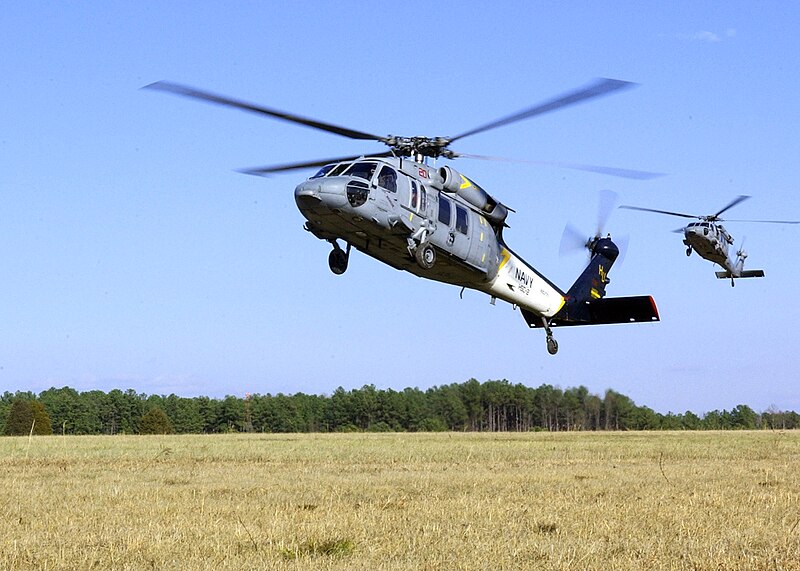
[523,237,659,328]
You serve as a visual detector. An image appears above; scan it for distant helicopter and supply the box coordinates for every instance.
[620,196,800,286]
[145,78,660,354]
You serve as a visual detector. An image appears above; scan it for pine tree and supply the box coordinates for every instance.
[139,407,174,435]
[3,400,53,435]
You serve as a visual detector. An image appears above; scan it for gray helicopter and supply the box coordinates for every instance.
[620,195,800,286]
[145,78,660,354]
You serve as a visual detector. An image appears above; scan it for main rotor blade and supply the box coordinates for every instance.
[144,81,387,142]
[454,153,664,180]
[597,189,618,237]
[619,205,698,219]
[714,195,750,219]
[448,78,635,144]
[723,218,800,224]
[240,151,395,176]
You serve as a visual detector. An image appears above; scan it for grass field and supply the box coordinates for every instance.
[1,431,798,570]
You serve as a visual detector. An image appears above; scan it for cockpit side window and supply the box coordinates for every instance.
[376,166,397,192]
[345,162,378,181]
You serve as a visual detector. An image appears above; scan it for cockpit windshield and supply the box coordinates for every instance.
[310,164,335,179]
[343,161,378,181]
[309,163,349,179]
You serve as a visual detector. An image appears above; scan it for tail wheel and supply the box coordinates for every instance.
[415,244,436,270]
[546,336,559,355]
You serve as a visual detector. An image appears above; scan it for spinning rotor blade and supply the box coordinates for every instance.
[596,189,618,238]
[714,195,750,219]
[619,205,698,219]
[559,223,591,257]
[144,81,387,142]
[454,154,664,180]
[449,78,635,144]
[146,78,657,178]
[240,152,395,176]
[723,218,800,224]
[560,190,620,258]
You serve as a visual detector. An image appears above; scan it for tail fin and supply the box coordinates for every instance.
[522,236,659,328]
[715,248,764,281]
[557,237,619,323]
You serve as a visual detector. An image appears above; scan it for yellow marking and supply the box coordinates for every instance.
[409,213,414,222]
[482,253,486,263]
[479,215,487,226]
[480,232,484,242]
[598,264,606,283]
[459,174,473,190]
[590,288,601,299]
[554,296,566,313]
[498,248,511,270]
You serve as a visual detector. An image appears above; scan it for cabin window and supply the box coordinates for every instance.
[377,166,397,192]
[420,185,427,212]
[438,196,452,225]
[410,181,419,209]
[455,205,469,235]
[345,161,378,181]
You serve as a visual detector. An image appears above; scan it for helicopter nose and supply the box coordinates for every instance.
[294,179,348,210]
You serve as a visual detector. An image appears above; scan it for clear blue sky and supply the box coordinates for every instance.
[2,1,799,414]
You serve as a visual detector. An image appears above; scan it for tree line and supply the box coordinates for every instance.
[2,380,798,436]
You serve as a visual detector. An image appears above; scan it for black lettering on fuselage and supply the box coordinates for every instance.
[514,267,533,288]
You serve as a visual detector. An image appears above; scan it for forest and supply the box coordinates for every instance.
[2,379,798,436]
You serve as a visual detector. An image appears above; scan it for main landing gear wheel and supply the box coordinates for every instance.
[328,242,350,275]
[414,243,436,270]
[686,246,692,256]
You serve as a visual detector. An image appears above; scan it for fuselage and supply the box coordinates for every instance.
[682,221,741,275]
[294,156,565,317]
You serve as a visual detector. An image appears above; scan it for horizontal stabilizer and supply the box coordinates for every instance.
[523,295,659,328]
[715,269,764,279]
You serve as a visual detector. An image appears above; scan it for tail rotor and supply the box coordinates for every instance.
[559,189,624,258]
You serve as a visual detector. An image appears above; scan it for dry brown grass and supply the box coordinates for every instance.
[1,431,798,570]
